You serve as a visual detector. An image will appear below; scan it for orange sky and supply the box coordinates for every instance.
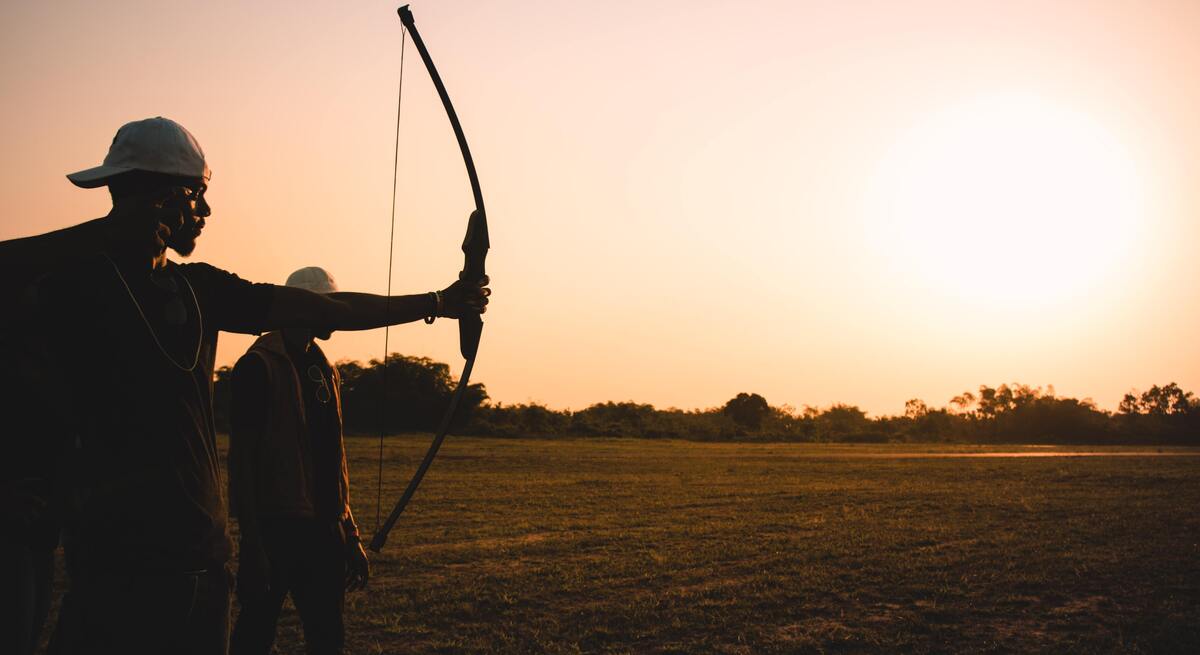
[2,0,1198,416]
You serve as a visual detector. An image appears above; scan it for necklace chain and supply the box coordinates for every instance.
[102,254,204,373]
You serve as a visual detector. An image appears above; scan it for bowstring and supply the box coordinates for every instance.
[376,27,407,533]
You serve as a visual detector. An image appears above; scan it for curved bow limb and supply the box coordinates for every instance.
[370,5,490,553]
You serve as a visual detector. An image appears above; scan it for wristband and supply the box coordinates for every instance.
[424,291,438,324]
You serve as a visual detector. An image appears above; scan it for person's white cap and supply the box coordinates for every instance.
[286,267,339,294]
[66,117,211,189]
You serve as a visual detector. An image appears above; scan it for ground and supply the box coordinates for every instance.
[264,438,1199,654]
[43,438,1200,653]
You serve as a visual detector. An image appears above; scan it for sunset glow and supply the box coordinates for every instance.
[864,93,1146,311]
[2,0,1198,415]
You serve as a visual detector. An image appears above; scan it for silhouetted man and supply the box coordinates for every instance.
[18,117,489,655]
[229,266,368,655]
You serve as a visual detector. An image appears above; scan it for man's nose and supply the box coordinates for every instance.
[196,195,211,218]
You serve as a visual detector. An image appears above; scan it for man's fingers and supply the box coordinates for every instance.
[441,275,491,318]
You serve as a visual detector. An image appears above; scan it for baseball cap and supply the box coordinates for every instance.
[286,267,339,294]
[66,117,211,188]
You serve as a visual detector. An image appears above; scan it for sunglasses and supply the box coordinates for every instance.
[159,185,206,209]
[177,184,207,202]
[308,364,332,404]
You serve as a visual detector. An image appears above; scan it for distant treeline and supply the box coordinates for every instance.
[212,354,1199,445]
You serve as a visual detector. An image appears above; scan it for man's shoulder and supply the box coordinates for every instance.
[171,262,276,335]
[233,349,269,375]
[174,261,274,301]
[238,332,291,372]
[172,260,233,280]
[173,261,278,292]
[28,254,113,300]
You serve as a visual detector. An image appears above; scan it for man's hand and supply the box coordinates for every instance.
[345,538,370,592]
[440,274,491,319]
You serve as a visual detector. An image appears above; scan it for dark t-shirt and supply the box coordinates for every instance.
[32,255,273,572]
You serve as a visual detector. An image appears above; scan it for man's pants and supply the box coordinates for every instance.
[49,565,231,655]
[230,518,345,655]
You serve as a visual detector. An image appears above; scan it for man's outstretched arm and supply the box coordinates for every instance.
[263,276,490,332]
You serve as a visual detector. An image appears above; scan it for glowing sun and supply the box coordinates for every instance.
[864,93,1145,311]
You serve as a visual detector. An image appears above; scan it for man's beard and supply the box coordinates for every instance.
[169,236,197,257]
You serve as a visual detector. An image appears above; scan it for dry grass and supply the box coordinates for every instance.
[43,437,1197,653]
[231,437,1200,654]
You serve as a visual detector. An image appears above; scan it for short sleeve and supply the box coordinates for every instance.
[175,263,275,335]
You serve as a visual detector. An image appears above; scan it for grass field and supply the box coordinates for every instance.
[39,438,1196,652]
[216,437,1199,654]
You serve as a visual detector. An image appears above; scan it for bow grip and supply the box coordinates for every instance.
[458,208,489,360]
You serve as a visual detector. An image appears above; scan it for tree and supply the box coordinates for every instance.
[1118,383,1196,416]
[977,386,999,418]
[723,393,771,430]
[1141,383,1193,416]
[904,398,929,419]
[338,354,487,434]
[815,403,872,439]
[949,391,976,416]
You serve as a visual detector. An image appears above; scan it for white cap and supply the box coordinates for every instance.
[286,267,339,294]
[67,117,211,188]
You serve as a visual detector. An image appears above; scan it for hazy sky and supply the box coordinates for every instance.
[2,0,1198,416]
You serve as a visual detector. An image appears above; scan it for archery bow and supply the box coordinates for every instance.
[369,4,490,553]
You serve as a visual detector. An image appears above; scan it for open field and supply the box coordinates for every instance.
[220,437,1199,654]
[41,438,1197,653]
